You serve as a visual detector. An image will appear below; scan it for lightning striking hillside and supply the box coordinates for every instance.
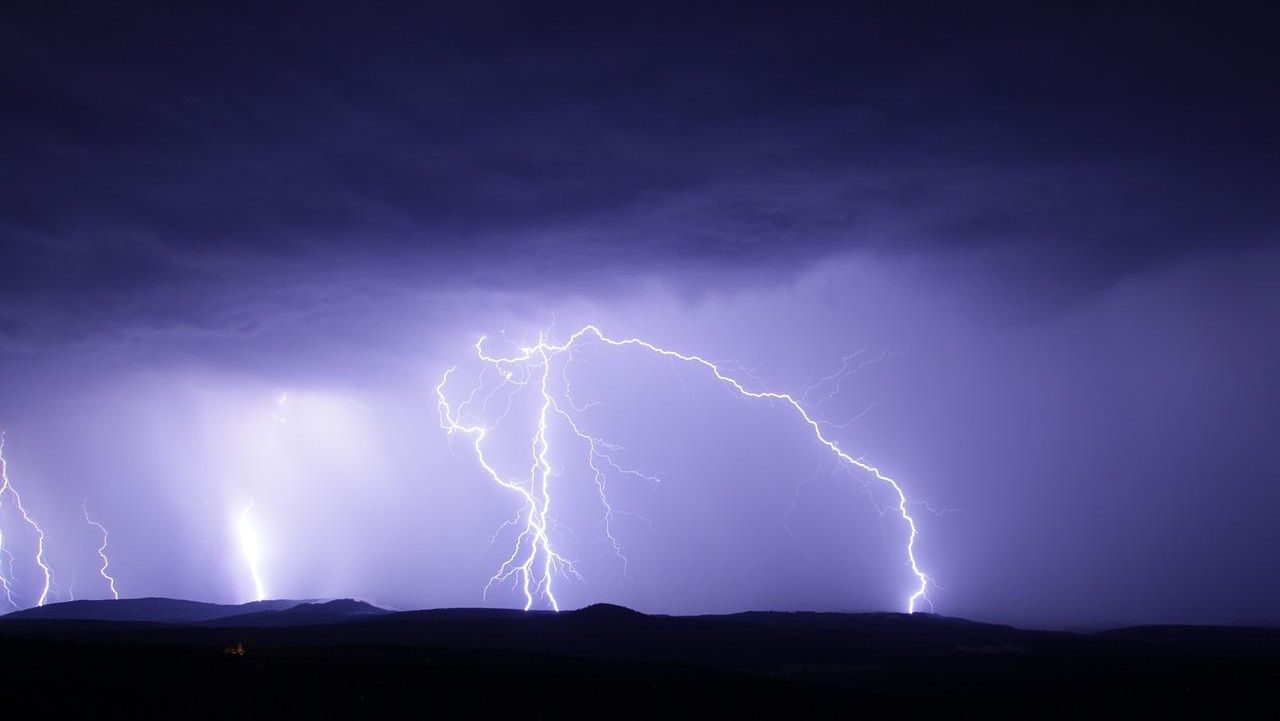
[0,432,54,608]
[437,326,932,613]
[83,502,119,601]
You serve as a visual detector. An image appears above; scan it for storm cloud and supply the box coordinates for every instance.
[0,1,1276,625]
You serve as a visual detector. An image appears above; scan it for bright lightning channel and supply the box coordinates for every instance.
[437,325,932,614]
[0,431,54,608]
[82,502,119,601]
[237,497,266,602]
[236,391,288,603]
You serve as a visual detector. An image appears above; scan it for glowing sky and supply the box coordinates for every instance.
[0,2,1277,626]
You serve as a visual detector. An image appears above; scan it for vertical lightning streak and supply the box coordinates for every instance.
[0,432,53,607]
[437,356,577,612]
[235,392,287,603]
[238,498,266,602]
[531,341,560,609]
[83,503,119,600]
[0,544,14,609]
[444,326,932,613]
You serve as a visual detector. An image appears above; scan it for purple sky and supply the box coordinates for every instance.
[0,2,1277,626]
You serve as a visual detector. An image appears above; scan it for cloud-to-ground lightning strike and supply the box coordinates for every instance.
[236,391,288,603]
[437,326,932,614]
[0,432,54,608]
[83,502,119,600]
[237,497,266,602]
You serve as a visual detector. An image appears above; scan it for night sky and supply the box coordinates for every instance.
[1,1,1277,626]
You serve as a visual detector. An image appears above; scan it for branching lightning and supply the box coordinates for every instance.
[0,432,54,608]
[437,325,932,614]
[83,502,119,600]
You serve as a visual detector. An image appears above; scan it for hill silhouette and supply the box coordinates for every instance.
[200,599,390,627]
[0,599,1275,715]
[1,597,305,624]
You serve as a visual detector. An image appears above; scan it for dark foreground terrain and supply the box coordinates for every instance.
[1,599,1276,718]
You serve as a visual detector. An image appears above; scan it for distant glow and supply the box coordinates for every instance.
[438,325,932,614]
[271,392,288,425]
[0,432,54,608]
[83,502,120,600]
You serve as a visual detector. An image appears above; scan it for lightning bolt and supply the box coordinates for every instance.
[0,432,54,607]
[237,496,266,602]
[438,325,932,614]
[0,534,14,609]
[235,391,287,603]
[438,340,578,611]
[82,502,119,601]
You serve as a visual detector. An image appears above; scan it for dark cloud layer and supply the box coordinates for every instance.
[3,1,1277,338]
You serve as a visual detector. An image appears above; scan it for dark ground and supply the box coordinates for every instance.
[0,600,1276,717]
